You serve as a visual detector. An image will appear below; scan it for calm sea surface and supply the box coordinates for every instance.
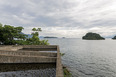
[45,38,116,77]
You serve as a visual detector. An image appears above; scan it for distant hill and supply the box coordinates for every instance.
[25,34,44,38]
[82,32,105,40]
[26,34,32,38]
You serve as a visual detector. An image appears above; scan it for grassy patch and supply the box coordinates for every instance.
[63,66,72,77]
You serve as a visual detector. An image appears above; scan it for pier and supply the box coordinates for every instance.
[0,45,64,77]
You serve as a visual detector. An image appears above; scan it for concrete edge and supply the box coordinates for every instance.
[56,45,64,77]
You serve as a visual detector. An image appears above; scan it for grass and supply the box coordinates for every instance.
[63,66,72,77]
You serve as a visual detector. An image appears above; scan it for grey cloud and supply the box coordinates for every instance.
[0,0,116,37]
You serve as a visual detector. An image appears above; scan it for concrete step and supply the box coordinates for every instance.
[0,54,56,63]
[0,45,23,51]
[22,45,57,51]
[0,50,57,57]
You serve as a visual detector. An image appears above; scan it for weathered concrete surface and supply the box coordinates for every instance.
[0,45,57,51]
[0,50,57,57]
[0,45,64,77]
[0,45,23,51]
[0,45,57,63]
[23,45,57,48]
[22,45,57,51]
[0,54,56,63]
[56,45,64,77]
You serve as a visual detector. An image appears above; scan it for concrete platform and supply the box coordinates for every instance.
[0,45,64,77]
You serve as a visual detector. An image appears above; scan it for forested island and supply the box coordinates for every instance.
[44,36,58,38]
[112,36,116,39]
[82,32,105,40]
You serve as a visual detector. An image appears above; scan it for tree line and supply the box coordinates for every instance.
[0,23,49,45]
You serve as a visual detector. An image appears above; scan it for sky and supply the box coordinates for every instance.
[0,0,116,38]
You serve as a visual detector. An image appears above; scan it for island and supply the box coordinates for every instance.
[82,32,105,40]
[112,36,116,39]
[44,36,58,38]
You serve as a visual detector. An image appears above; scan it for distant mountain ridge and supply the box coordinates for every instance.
[25,34,44,38]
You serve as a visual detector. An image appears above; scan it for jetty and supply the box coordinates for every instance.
[0,45,64,77]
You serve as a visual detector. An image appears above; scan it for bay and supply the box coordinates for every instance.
[45,38,116,77]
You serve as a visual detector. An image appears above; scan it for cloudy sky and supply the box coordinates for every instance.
[0,0,116,38]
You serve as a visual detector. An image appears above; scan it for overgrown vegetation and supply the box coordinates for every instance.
[60,53,65,56]
[63,66,72,77]
[60,53,72,77]
[0,23,49,45]
[26,28,49,45]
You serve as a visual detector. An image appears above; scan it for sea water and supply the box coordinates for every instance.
[46,38,116,77]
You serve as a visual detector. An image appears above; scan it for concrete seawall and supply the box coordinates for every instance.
[0,45,64,77]
[56,45,64,77]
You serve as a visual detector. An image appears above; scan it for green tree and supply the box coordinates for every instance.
[26,28,49,45]
[0,23,49,45]
[0,24,27,45]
